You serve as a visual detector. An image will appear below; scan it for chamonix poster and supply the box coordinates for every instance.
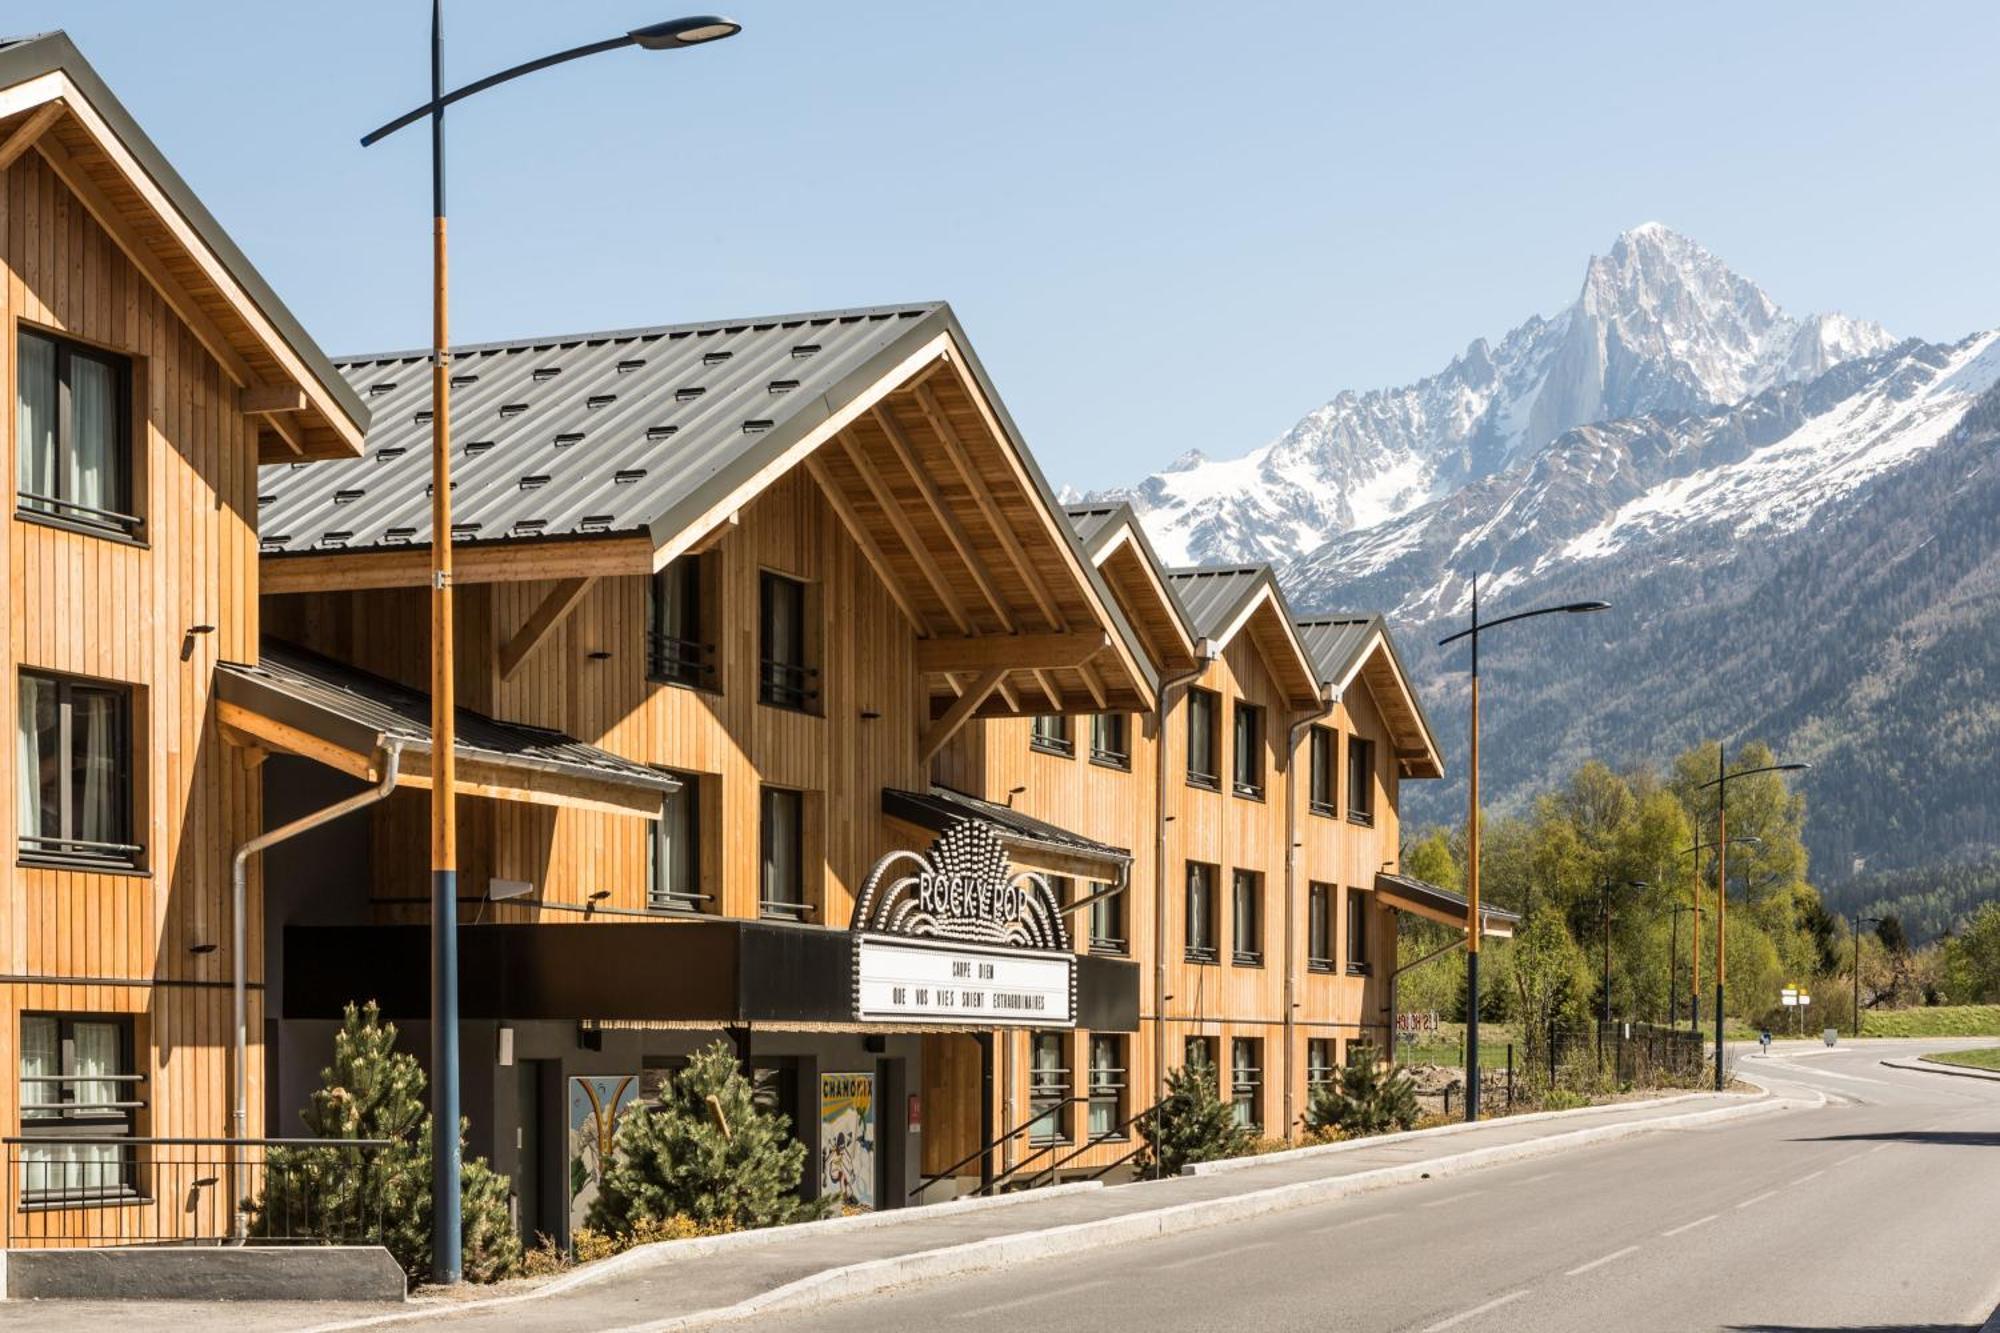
[819,1072,876,1210]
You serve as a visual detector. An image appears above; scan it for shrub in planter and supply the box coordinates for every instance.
[1133,1053,1253,1176]
[1304,1048,1420,1138]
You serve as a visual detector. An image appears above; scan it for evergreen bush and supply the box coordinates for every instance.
[1133,1053,1252,1176]
[1303,1048,1420,1137]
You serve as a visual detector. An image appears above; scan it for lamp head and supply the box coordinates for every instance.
[1564,601,1611,614]
[630,15,742,49]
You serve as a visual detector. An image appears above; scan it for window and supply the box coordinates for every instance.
[1184,862,1218,963]
[1231,870,1263,966]
[1028,1032,1070,1144]
[648,556,716,689]
[1346,735,1375,825]
[1305,882,1335,972]
[16,328,137,537]
[1307,1039,1337,1090]
[1088,713,1130,769]
[758,572,817,710]
[1230,1038,1263,1131]
[759,787,808,920]
[1347,887,1371,975]
[1185,688,1219,790]
[19,1014,140,1204]
[1029,713,1072,757]
[1184,1035,1218,1074]
[17,671,138,869]
[647,772,705,913]
[1088,879,1126,955]
[1088,1035,1127,1139]
[1231,701,1264,799]
[1308,726,1337,817]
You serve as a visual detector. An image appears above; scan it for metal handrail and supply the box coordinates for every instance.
[1014,1096,1163,1191]
[906,1095,1089,1202]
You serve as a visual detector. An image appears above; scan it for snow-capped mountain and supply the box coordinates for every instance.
[1096,224,1894,566]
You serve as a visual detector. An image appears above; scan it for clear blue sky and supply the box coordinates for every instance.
[35,2,2000,491]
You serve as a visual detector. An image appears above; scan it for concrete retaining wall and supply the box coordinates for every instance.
[0,1245,406,1302]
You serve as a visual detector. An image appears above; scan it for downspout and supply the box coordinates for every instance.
[1283,688,1335,1138]
[1153,651,1211,1121]
[230,739,404,1242]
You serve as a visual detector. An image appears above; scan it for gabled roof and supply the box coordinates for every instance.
[216,639,677,819]
[1166,565,1322,708]
[0,31,367,458]
[1064,503,1200,674]
[260,304,945,556]
[1295,612,1444,780]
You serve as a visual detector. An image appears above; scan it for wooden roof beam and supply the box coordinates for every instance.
[838,434,976,636]
[921,667,1007,764]
[498,577,595,683]
[0,101,64,173]
[260,535,654,594]
[872,405,1015,630]
[914,631,1107,673]
[803,455,926,635]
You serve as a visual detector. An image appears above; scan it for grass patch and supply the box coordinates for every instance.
[1920,1046,2000,1071]
[1857,1005,2000,1038]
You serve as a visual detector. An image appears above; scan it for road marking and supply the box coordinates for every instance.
[1662,1213,1718,1237]
[1419,1190,1483,1208]
[1519,1172,1557,1184]
[1735,1189,1778,1209]
[1310,1214,1391,1234]
[1833,1152,1867,1167]
[959,1279,1108,1316]
[1422,1290,1531,1331]
[1789,1169,1824,1186]
[1155,1241,1273,1271]
[1565,1245,1639,1276]
[1870,1142,1892,1153]
[1798,1066,1893,1086]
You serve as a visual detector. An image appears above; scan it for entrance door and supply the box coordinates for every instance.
[516,1059,561,1246]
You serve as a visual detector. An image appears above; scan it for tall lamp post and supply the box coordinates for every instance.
[1666,902,1703,1034]
[1437,578,1608,1121]
[1678,834,1759,1032]
[1697,752,1807,1092]
[1852,915,1882,1038]
[1597,879,1646,1069]
[360,9,740,1284]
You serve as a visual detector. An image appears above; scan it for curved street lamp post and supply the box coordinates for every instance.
[1438,578,1608,1121]
[360,8,739,1284]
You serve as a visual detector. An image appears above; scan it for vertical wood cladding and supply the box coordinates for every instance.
[2,149,266,1238]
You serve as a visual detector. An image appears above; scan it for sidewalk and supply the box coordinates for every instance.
[0,1089,1795,1333]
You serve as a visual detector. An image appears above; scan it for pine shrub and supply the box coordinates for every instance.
[1133,1054,1253,1176]
[1304,1048,1420,1137]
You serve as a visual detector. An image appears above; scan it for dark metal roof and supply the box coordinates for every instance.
[1375,872,1519,937]
[1294,614,1383,688]
[217,640,678,798]
[1164,565,1269,641]
[883,786,1132,873]
[0,31,368,433]
[1064,502,1200,658]
[1063,504,1128,553]
[258,304,947,555]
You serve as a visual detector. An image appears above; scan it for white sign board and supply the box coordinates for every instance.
[855,936,1073,1027]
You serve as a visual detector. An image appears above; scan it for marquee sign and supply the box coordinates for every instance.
[852,820,1075,1027]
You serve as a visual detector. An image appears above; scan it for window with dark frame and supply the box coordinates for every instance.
[1088,713,1130,769]
[19,1014,140,1204]
[1185,688,1220,789]
[1088,1034,1127,1138]
[1347,887,1371,974]
[646,772,705,913]
[758,786,808,920]
[1029,713,1073,756]
[16,328,138,538]
[1346,734,1376,824]
[1087,879,1126,955]
[758,571,817,710]
[1184,861,1218,963]
[1307,1039,1337,1090]
[1231,701,1264,799]
[1308,882,1335,972]
[1230,1037,1263,1131]
[1308,725,1337,817]
[1231,869,1263,966]
[647,556,716,689]
[16,671,138,870]
[1028,1032,1070,1144]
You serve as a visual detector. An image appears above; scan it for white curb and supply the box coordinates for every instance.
[610,1090,1815,1331]
[1881,1056,2000,1084]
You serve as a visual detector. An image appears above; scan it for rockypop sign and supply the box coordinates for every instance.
[851,820,1075,1027]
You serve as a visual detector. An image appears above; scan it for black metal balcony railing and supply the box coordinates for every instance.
[17,834,144,870]
[647,633,716,689]
[3,1136,393,1248]
[759,658,819,710]
[18,490,144,538]
[1088,743,1129,769]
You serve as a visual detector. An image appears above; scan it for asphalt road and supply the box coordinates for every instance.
[757,1038,2000,1333]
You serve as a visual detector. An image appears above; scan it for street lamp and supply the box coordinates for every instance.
[1679,835,1759,1032]
[1666,902,1704,1036]
[1438,578,1608,1121]
[1597,879,1646,1070]
[360,7,739,1285]
[1852,915,1883,1038]
[1697,752,1808,1092]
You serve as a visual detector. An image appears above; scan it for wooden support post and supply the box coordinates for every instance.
[0,101,64,173]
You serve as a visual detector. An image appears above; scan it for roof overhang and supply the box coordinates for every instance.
[0,33,368,460]
[1067,505,1201,676]
[1196,576,1324,709]
[215,645,676,820]
[883,786,1132,884]
[1375,872,1516,939]
[1335,628,1444,780]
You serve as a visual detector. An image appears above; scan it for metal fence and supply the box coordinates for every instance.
[2,1136,393,1248]
[1544,1021,1708,1091]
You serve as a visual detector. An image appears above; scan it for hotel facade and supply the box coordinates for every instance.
[0,32,1502,1249]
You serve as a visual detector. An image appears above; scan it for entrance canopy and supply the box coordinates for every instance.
[882,785,1131,883]
[216,639,677,819]
[1375,871,1519,939]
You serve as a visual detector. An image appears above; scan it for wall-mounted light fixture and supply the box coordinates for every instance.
[180,624,215,662]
